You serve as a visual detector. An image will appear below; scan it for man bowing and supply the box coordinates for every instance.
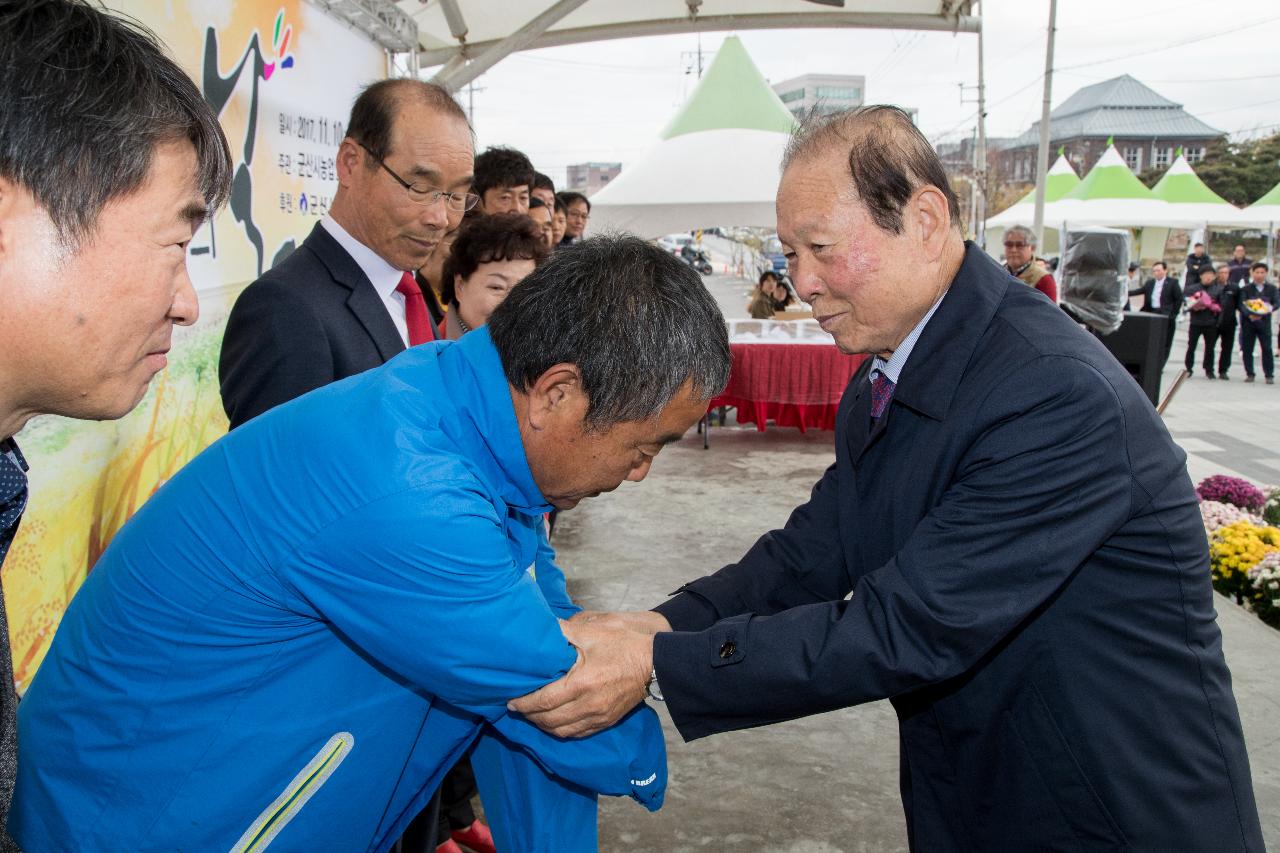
[511,106,1263,852]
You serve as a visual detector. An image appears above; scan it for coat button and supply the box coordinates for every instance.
[719,640,736,659]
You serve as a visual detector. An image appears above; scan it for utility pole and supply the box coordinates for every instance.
[1032,0,1058,249]
[975,21,988,249]
[465,81,486,124]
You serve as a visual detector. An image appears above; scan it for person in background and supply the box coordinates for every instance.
[417,227,458,332]
[1239,261,1278,384]
[438,213,549,340]
[528,196,555,251]
[531,171,556,209]
[1184,241,1213,287]
[0,2,232,843]
[1001,225,1057,302]
[1125,261,1143,311]
[220,79,474,429]
[1183,266,1222,379]
[1226,244,1252,285]
[551,196,568,247]
[1137,261,1183,367]
[748,271,782,319]
[1215,264,1239,380]
[474,146,533,215]
[558,191,591,246]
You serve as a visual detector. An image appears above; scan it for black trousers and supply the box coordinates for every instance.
[1218,325,1236,376]
[1185,325,1219,374]
[398,761,478,852]
[1241,320,1275,378]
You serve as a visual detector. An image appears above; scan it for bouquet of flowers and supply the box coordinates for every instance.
[1210,520,1280,601]
[1263,487,1280,526]
[1190,289,1221,314]
[1196,475,1266,513]
[1243,298,1273,317]
[1200,499,1259,535]
[1247,551,1280,629]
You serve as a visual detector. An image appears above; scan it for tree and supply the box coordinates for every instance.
[1138,133,1280,205]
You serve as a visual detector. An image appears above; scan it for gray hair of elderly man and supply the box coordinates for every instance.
[488,235,730,430]
[781,105,963,236]
[1004,225,1037,247]
[0,0,232,250]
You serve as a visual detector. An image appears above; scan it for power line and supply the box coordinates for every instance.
[1056,13,1280,72]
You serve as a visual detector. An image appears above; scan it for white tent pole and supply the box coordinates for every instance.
[1031,0,1058,249]
[975,16,988,248]
[432,0,591,91]
[1269,221,1275,270]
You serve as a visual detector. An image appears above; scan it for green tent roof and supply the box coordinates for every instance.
[660,36,797,140]
[1151,155,1231,205]
[1253,180,1280,207]
[1062,145,1154,201]
[1014,154,1079,204]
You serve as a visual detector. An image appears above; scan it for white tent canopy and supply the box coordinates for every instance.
[587,35,794,237]
[394,1,980,90]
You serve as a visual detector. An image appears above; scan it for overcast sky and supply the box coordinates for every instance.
[412,0,1280,187]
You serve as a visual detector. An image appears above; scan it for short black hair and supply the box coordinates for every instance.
[347,78,469,164]
[1250,261,1269,272]
[1194,242,1204,248]
[533,171,555,193]
[529,196,547,210]
[557,191,591,212]
[1152,261,1167,271]
[783,105,961,235]
[0,0,232,248]
[441,213,549,305]
[553,196,568,215]
[759,270,779,285]
[1199,266,1216,277]
[474,146,535,198]
[489,235,730,429]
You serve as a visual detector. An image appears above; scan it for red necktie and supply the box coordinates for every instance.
[870,373,896,419]
[395,272,432,346]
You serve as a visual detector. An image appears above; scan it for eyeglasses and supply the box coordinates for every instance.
[566,210,590,222]
[1003,241,1029,249]
[358,143,478,212]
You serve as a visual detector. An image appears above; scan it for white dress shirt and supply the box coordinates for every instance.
[1152,277,1166,309]
[319,215,410,346]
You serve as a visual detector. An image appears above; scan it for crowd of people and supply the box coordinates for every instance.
[1134,243,1280,384]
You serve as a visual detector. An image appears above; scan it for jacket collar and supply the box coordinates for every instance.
[890,241,1010,422]
[301,223,406,362]
[439,328,551,514]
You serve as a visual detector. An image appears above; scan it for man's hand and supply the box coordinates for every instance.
[569,609,672,636]
[508,618,659,738]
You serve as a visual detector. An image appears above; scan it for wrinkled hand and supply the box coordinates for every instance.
[508,618,658,738]
[569,609,672,636]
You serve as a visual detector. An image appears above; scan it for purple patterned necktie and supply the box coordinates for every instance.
[870,373,896,419]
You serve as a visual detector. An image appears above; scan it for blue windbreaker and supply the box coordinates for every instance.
[11,329,666,851]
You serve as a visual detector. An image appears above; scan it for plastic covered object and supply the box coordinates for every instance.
[1060,227,1130,334]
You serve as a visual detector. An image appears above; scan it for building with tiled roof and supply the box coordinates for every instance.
[998,75,1222,182]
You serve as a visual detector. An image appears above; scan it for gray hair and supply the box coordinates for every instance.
[782,105,961,235]
[488,235,730,430]
[1005,225,1037,247]
[0,0,232,249]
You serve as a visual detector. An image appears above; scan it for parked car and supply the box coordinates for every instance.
[657,233,694,254]
[761,234,788,275]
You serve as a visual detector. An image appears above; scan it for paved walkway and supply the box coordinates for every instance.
[552,259,1279,851]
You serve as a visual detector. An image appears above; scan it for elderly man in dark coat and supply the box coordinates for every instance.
[510,106,1264,852]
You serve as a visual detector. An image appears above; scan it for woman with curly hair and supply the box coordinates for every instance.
[438,212,550,340]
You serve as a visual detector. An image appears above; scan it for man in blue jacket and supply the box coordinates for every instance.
[512,108,1265,851]
[11,236,729,851]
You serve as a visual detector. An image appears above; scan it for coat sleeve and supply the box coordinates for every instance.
[219,280,336,429]
[532,523,581,620]
[653,355,1135,741]
[281,482,578,709]
[653,458,853,633]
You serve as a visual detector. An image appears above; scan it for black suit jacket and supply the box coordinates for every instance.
[652,243,1262,850]
[1138,276,1183,317]
[1239,281,1280,326]
[219,223,408,429]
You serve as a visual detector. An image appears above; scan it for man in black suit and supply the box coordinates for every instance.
[1239,261,1279,384]
[1137,260,1183,367]
[218,79,487,853]
[511,107,1263,851]
[219,79,475,428]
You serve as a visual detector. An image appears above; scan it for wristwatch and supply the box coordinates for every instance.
[645,667,664,702]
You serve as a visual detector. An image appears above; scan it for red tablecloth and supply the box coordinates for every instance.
[708,343,868,432]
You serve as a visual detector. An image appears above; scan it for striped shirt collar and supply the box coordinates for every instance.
[870,292,947,386]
